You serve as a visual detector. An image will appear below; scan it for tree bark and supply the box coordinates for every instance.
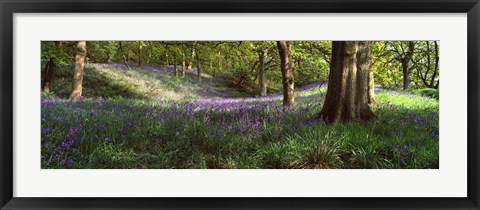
[173,51,178,77]
[42,58,56,92]
[188,44,196,70]
[138,42,142,67]
[164,51,169,72]
[401,41,415,90]
[70,41,87,100]
[258,51,267,97]
[182,52,186,77]
[119,41,130,69]
[197,50,202,81]
[277,41,294,108]
[368,70,375,104]
[431,41,439,88]
[319,41,374,124]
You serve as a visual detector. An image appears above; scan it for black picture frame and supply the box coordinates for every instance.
[1,0,479,209]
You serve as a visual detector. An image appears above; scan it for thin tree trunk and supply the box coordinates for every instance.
[138,42,142,67]
[174,52,178,77]
[164,52,168,72]
[70,41,86,100]
[182,52,186,77]
[146,47,152,64]
[258,51,267,97]
[218,51,222,71]
[196,50,202,81]
[277,41,294,108]
[424,41,432,87]
[431,41,439,88]
[188,44,196,70]
[119,41,130,69]
[319,41,374,124]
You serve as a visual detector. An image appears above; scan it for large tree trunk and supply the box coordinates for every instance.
[401,41,415,90]
[42,58,56,92]
[277,41,294,108]
[258,51,267,97]
[70,41,87,100]
[319,41,374,124]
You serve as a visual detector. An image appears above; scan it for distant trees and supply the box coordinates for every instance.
[277,41,294,108]
[70,41,87,100]
[320,41,374,123]
[412,41,439,89]
[387,41,415,90]
[40,40,438,106]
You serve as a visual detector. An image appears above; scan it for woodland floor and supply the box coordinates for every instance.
[41,63,439,169]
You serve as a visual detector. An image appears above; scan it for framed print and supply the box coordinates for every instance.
[1,0,479,209]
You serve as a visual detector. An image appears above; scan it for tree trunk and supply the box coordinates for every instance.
[431,41,439,88]
[258,51,267,97]
[368,70,375,104]
[402,41,415,90]
[188,44,195,70]
[70,41,87,100]
[146,48,152,64]
[173,52,178,77]
[42,58,56,92]
[218,51,222,71]
[138,42,142,67]
[197,50,202,81]
[182,52,186,77]
[119,41,130,69]
[164,52,168,72]
[402,65,410,89]
[277,41,294,108]
[319,41,374,124]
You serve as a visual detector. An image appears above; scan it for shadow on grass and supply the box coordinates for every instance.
[49,64,149,100]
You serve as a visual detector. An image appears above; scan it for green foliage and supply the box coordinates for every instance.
[41,41,74,65]
[371,41,440,89]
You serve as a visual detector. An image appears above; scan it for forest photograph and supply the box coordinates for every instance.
[41,41,439,169]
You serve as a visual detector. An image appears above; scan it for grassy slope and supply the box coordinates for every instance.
[41,63,439,169]
[45,63,249,100]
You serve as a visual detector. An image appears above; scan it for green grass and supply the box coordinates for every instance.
[41,93,438,169]
[41,63,439,169]
[46,63,248,100]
